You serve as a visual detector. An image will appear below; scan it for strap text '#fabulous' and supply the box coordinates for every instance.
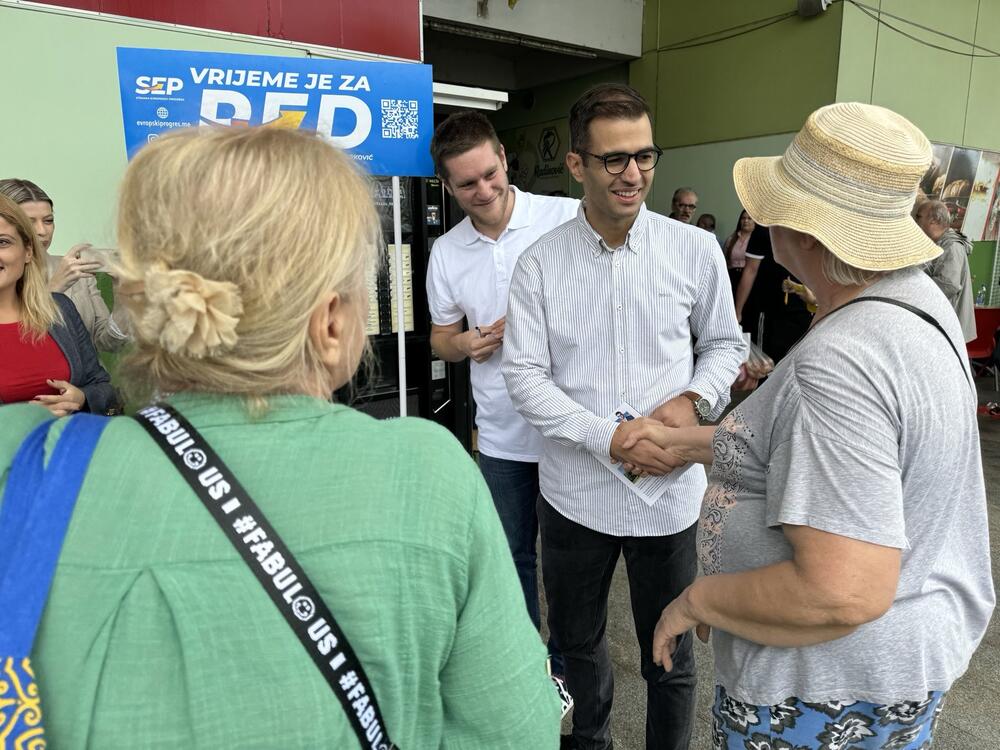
[135,405,393,750]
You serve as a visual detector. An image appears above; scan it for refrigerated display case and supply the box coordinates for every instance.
[336,176,475,452]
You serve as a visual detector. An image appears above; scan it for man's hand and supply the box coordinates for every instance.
[650,395,699,428]
[460,316,505,363]
[610,417,687,475]
[480,316,505,340]
[32,379,86,417]
[617,420,692,477]
[48,244,102,294]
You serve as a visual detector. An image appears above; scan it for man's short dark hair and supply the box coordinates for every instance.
[569,83,652,155]
[430,111,501,180]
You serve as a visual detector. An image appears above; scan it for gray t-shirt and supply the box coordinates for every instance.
[700,267,995,705]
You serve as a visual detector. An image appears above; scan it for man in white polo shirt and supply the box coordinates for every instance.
[425,112,578,658]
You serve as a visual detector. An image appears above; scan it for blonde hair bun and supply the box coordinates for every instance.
[141,263,243,358]
[116,127,379,400]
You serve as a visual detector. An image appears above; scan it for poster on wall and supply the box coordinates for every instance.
[501,119,573,197]
[115,47,434,176]
[983,169,1000,242]
[963,152,1000,242]
[921,142,1000,241]
[920,143,954,199]
[940,147,981,230]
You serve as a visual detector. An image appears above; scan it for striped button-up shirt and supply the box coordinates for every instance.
[502,203,746,536]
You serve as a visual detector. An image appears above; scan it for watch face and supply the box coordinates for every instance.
[695,398,711,417]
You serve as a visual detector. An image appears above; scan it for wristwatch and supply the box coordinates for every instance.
[682,391,711,419]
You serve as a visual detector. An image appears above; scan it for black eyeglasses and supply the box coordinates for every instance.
[577,146,663,175]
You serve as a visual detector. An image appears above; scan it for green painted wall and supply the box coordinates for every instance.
[638,0,843,149]
[490,65,630,135]
[837,0,1000,152]
[834,0,879,102]
[966,1,1000,152]
[638,1,1000,154]
[628,1,842,224]
[971,240,997,305]
[633,0,1000,277]
[0,5,311,255]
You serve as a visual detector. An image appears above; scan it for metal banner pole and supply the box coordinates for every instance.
[392,175,407,416]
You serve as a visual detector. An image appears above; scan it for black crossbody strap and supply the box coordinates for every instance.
[133,403,397,750]
[836,295,973,391]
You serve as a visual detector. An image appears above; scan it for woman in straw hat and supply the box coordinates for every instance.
[0,127,560,747]
[622,102,994,748]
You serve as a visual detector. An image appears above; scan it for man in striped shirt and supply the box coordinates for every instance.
[502,84,746,750]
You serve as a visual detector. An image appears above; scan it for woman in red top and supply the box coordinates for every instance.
[0,196,116,415]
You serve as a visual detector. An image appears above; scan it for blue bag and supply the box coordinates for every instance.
[0,413,110,748]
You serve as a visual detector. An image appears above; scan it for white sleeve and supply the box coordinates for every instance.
[425,242,464,326]
[501,251,617,457]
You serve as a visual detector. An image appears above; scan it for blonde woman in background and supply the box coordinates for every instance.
[0,127,560,748]
[0,178,130,352]
[0,195,116,414]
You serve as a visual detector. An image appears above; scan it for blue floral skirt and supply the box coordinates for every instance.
[712,684,946,749]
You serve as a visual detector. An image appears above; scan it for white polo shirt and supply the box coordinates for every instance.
[427,187,579,462]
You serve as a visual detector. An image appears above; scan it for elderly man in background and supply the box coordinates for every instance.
[916,199,976,342]
[669,187,698,223]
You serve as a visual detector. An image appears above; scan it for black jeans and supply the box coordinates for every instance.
[538,498,697,750]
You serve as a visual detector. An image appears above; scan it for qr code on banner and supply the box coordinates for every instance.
[381,99,420,139]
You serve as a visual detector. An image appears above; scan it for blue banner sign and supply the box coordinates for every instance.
[116,47,434,176]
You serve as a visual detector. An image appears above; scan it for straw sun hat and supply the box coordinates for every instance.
[733,102,941,271]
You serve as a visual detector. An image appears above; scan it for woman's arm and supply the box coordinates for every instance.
[652,523,901,669]
[622,423,716,466]
[721,233,735,265]
[84,275,129,353]
[57,295,119,414]
[733,256,761,323]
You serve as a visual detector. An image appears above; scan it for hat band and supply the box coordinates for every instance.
[782,139,917,220]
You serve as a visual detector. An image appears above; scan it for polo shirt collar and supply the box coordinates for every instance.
[459,186,526,246]
[576,201,650,256]
[506,186,531,231]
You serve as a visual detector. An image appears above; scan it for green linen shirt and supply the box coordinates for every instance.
[0,394,560,749]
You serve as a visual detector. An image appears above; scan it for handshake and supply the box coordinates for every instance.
[608,397,699,478]
[609,358,772,477]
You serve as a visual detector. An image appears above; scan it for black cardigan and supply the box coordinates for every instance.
[0,294,119,414]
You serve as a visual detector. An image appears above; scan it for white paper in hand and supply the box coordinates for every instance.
[596,402,673,506]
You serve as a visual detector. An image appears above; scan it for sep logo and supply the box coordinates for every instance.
[135,76,184,96]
